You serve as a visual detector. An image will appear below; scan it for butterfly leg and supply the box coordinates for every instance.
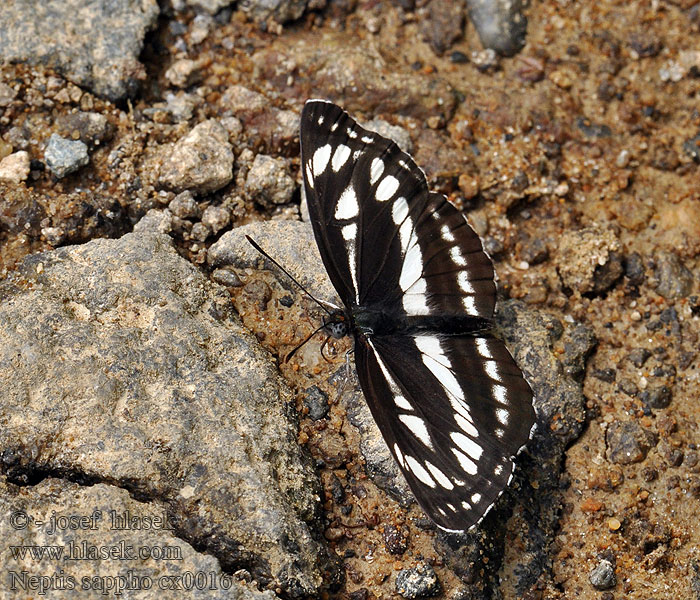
[319,335,333,362]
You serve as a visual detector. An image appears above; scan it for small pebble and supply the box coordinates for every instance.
[589,559,616,590]
[608,517,621,531]
[245,154,295,207]
[165,59,202,88]
[169,191,200,219]
[606,421,656,464]
[0,151,31,183]
[159,119,233,194]
[201,205,231,235]
[615,149,630,167]
[383,524,409,555]
[303,386,329,420]
[44,134,89,178]
[211,268,242,288]
[395,563,441,599]
[190,222,210,242]
[654,251,693,299]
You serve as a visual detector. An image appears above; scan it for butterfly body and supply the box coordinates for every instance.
[300,99,535,532]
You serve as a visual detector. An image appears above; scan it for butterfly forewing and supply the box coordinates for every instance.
[300,99,535,532]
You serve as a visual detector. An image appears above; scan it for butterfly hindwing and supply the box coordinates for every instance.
[354,332,533,531]
[300,99,535,532]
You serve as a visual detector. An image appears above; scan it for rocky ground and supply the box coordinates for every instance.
[0,1,698,599]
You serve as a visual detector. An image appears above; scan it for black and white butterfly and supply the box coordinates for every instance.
[299,99,535,532]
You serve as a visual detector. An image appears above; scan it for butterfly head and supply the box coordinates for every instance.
[323,311,349,339]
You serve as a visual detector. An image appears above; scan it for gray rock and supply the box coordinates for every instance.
[466,0,527,57]
[303,385,330,420]
[245,154,295,207]
[589,558,616,590]
[624,252,646,286]
[420,0,465,55]
[0,232,338,597]
[642,384,672,409]
[133,208,173,234]
[169,190,200,219]
[55,111,112,147]
[606,421,657,464]
[165,91,202,122]
[201,205,231,235]
[395,563,441,599]
[159,120,233,194]
[190,221,211,241]
[239,0,307,25]
[560,323,597,379]
[653,251,694,299]
[0,0,159,102]
[44,133,89,178]
[628,348,652,368]
[0,477,276,600]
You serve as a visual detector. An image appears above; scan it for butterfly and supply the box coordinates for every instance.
[298,99,535,532]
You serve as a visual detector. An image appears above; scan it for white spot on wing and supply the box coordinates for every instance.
[376,175,399,201]
[317,115,324,125]
[471,493,482,505]
[415,336,465,403]
[405,455,436,487]
[425,461,454,490]
[335,186,359,219]
[331,144,351,172]
[493,384,507,404]
[450,432,483,461]
[458,271,475,294]
[398,219,413,255]
[463,296,477,313]
[392,197,408,225]
[330,121,338,131]
[441,225,455,242]
[403,294,430,315]
[496,408,509,425]
[341,223,357,241]
[399,244,423,291]
[347,128,358,138]
[370,157,385,184]
[452,447,478,475]
[476,338,492,359]
[454,412,478,438]
[394,395,412,411]
[399,414,433,449]
[312,144,331,175]
[461,500,472,510]
[393,443,405,468]
[450,246,467,266]
[484,361,502,382]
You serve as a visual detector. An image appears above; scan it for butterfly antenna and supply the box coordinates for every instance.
[245,235,333,317]
[284,322,328,363]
